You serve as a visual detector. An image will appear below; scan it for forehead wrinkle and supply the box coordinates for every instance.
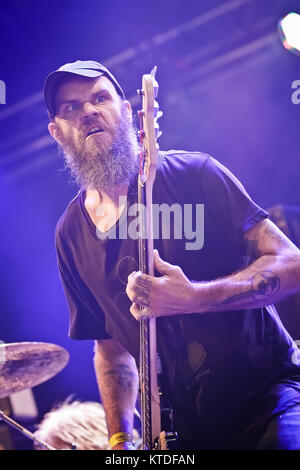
[55,76,119,111]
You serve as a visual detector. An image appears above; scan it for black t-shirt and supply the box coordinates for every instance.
[55,151,300,446]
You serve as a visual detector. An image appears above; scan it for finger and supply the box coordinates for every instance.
[126,272,152,307]
[128,271,150,284]
[130,303,140,320]
[130,303,154,321]
[127,270,137,282]
[138,307,151,320]
[126,271,137,296]
[153,249,176,275]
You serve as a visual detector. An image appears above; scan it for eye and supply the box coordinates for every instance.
[95,95,105,104]
[65,103,79,113]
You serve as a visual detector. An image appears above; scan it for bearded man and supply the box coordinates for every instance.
[44,60,300,450]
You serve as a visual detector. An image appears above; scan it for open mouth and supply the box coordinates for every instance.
[86,127,103,138]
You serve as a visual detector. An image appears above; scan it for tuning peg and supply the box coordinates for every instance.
[137,89,144,96]
[137,109,144,117]
[153,104,163,120]
[154,101,163,118]
[138,130,145,139]
[154,123,162,139]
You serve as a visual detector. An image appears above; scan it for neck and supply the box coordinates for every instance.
[86,183,128,208]
[84,184,128,232]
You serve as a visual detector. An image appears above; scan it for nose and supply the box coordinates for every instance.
[81,101,100,121]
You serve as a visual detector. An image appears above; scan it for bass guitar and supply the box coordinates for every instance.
[137,67,178,450]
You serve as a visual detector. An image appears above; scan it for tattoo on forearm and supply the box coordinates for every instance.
[135,275,152,306]
[103,364,136,394]
[251,270,280,300]
[219,270,280,306]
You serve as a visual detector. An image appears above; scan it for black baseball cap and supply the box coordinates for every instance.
[43,60,125,119]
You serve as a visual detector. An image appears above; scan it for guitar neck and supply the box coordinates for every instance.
[138,179,161,450]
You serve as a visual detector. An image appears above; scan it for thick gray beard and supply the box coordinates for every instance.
[59,104,139,194]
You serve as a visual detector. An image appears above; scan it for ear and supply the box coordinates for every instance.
[124,100,133,119]
[48,121,63,145]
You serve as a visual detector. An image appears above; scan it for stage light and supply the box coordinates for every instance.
[278,12,300,55]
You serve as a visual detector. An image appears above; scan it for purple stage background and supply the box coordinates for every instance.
[0,0,299,447]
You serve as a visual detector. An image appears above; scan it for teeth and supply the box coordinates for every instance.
[87,127,102,136]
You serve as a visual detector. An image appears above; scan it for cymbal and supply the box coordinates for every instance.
[0,342,69,399]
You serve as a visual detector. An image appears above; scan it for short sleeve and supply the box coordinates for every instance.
[55,228,111,341]
[200,156,269,255]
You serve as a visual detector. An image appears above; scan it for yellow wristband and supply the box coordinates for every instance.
[109,432,132,449]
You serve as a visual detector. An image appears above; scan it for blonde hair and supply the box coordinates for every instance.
[34,400,140,450]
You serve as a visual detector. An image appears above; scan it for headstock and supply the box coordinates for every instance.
[138,67,163,187]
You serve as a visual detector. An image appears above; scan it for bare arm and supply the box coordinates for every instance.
[126,219,300,318]
[195,218,300,312]
[94,338,139,449]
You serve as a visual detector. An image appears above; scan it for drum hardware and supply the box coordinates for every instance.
[0,342,70,450]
